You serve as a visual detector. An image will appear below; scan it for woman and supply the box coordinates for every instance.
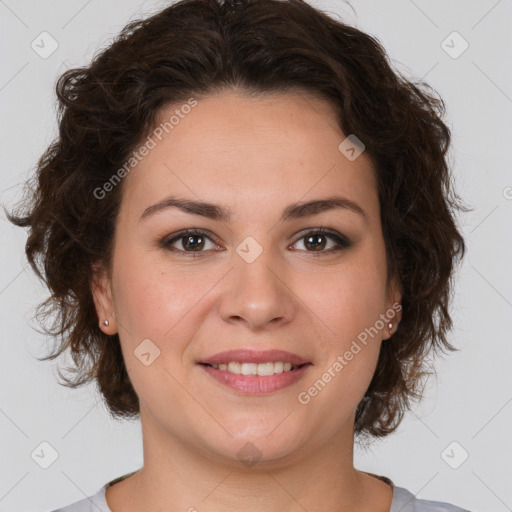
[6,0,471,510]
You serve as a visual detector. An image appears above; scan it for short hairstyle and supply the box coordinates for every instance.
[5,0,466,442]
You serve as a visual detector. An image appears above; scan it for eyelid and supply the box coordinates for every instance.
[291,226,351,245]
[160,228,221,250]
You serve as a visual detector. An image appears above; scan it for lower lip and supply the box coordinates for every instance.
[199,364,312,394]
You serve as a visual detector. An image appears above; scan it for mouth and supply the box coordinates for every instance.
[197,349,313,394]
[199,361,311,376]
[197,349,312,393]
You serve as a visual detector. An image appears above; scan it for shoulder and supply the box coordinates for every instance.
[49,485,110,512]
[50,471,137,511]
[365,472,472,512]
[392,485,473,512]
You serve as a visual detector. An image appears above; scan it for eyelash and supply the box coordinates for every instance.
[160,227,352,258]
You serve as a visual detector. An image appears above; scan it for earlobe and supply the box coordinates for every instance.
[91,263,116,334]
[384,279,402,340]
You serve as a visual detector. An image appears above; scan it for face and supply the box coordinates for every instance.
[92,89,401,467]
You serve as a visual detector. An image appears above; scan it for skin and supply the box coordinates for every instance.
[92,89,402,512]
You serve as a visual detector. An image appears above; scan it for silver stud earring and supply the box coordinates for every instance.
[388,322,393,336]
[101,320,109,327]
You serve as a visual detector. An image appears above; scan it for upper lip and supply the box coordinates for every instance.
[198,349,310,366]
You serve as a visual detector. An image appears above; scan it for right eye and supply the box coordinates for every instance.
[160,229,223,257]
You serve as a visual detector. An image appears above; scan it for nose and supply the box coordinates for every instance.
[218,248,296,331]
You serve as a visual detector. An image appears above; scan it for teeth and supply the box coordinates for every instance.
[207,361,300,375]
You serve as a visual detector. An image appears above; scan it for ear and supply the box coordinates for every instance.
[91,262,117,335]
[383,276,402,340]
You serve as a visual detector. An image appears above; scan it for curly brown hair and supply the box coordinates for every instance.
[5,0,466,441]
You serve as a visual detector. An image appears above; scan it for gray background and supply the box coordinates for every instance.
[1,1,511,511]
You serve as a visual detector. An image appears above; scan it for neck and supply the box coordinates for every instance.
[105,409,393,512]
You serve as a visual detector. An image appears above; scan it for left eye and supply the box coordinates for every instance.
[160,228,351,256]
[291,230,351,253]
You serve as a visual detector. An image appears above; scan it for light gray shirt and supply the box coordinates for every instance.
[51,473,473,511]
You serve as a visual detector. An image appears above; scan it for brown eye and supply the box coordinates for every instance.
[291,229,352,255]
[179,234,206,251]
[160,227,351,258]
[303,233,329,251]
[161,229,220,256]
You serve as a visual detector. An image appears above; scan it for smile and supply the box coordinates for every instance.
[199,362,312,394]
[202,361,304,375]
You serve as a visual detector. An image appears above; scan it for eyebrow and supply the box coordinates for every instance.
[139,195,367,223]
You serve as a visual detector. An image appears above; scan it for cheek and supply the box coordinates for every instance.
[111,247,212,392]
[111,259,195,404]
[112,245,194,339]
[297,269,384,425]
[294,250,386,399]
[300,261,387,342]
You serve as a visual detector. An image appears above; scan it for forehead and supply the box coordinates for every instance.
[120,90,379,223]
